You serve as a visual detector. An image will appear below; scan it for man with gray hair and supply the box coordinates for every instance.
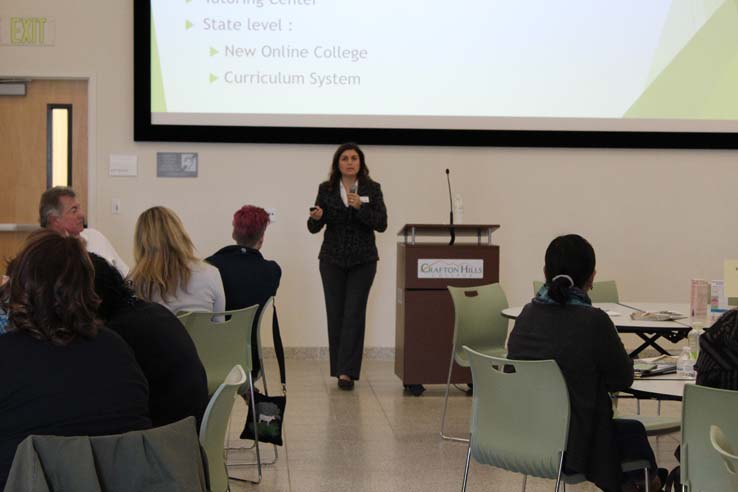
[39,187,129,276]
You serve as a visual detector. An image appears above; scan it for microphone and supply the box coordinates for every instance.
[446,169,455,246]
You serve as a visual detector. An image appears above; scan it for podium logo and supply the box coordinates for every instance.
[417,259,483,279]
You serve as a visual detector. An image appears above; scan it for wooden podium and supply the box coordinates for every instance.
[395,224,500,388]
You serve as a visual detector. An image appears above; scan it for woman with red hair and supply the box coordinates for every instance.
[207,205,281,380]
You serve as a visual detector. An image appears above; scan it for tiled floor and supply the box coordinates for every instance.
[225,359,680,492]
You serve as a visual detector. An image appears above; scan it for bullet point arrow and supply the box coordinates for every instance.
[209,73,218,83]
[185,20,193,30]
[210,46,218,57]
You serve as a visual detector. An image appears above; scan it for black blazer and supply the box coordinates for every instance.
[307,179,387,268]
[206,246,281,377]
[507,302,634,492]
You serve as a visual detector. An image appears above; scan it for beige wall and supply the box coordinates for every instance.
[3,1,737,350]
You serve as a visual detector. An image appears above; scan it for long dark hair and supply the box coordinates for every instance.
[2,229,101,345]
[544,234,596,305]
[326,142,371,190]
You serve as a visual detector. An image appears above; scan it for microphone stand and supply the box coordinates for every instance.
[446,169,455,246]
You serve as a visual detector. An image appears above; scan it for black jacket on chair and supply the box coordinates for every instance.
[307,179,388,268]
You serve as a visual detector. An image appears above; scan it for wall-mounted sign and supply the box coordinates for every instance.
[417,259,483,279]
[0,17,55,46]
[156,152,198,177]
[109,154,138,177]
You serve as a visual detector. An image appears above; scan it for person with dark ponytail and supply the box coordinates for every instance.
[507,234,665,492]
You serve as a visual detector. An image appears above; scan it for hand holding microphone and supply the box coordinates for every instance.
[347,181,361,209]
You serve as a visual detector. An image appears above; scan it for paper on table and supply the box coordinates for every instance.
[630,311,686,321]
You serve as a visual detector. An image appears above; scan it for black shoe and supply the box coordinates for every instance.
[337,378,354,390]
[403,384,426,396]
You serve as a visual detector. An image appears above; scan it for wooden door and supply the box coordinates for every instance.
[0,79,88,272]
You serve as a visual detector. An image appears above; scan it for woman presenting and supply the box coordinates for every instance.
[308,143,387,390]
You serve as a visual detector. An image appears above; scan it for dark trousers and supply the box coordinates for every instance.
[613,419,657,471]
[319,260,377,380]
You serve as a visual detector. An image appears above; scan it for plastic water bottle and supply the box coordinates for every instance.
[677,346,696,378]
[688,322,704,360]
[453,193,464,224]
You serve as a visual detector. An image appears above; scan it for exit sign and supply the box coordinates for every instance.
[0,17,55,46]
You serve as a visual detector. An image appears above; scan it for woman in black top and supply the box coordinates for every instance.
[507,234,662,492]
[0,230,151,489]
[307,143,387,390]
[90,253,209,429]
[207,205,282,381]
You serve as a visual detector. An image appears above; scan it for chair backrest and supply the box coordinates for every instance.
[447,283,509,366]
[681,384,738,491]
[5,417,207,492]
[254,296,275,381]
[177,311,193,328]
[710,425,738,490]
[464,347,570,479]
[185,305,258,395]
[532,280,619,303]
[199,365,247,492]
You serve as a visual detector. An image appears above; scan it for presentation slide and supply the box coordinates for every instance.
[149,0,738,132]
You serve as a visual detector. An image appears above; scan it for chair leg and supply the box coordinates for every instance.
[554,451,565,492]
[441,347,469,443]
[228,373,262,484]
[461,439,472,492]
[644,468,649,492]
[521,474,527,492]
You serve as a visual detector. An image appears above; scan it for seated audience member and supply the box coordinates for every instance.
[207,205,281,378]
[0,277,6,335]
[91,254,209,428]
[661,304,738,489]
[129,206,225,316]
[695,308,738,389]
[39,186,129,276]
[507,234,664,492]
[0,230,151,489]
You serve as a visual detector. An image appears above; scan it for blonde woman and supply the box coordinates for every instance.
[129,206,225,316]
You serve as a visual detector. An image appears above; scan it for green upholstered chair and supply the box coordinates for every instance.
[231,296,280,466]
[533,280,619,303]
[253,296,275,389]
[461,347,650,492]
[681,384,738,491]
[176,311,192,327]
[184,305,258,395]
[185,305,264,483]
[441,283,509,442]
[199,365,247,492]
[710,425,738,489]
